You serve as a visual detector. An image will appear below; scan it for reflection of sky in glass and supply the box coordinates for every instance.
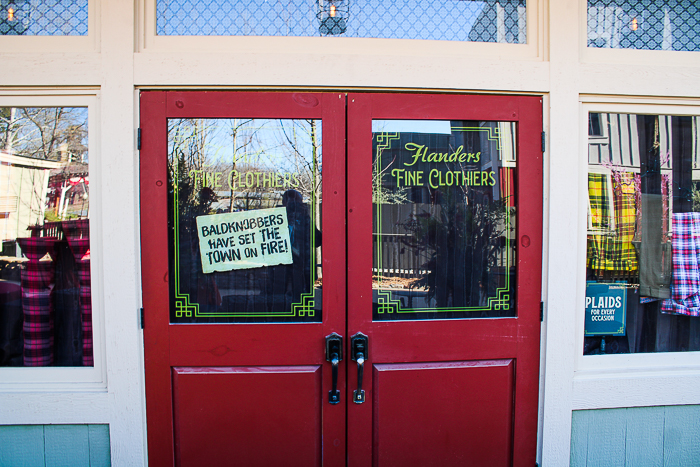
[373,120,452,134]
[1,107,88,162]
[167,119,321,175]
[156,0,526,43]
[0,0,88,36]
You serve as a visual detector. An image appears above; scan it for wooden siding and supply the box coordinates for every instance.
[571,405,700,467]
[0,424,110,467]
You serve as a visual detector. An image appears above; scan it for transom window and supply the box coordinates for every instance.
[588,0,700,51]
[0,0,88,36]
[156,0,527,43]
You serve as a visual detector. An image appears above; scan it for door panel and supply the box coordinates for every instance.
[140,91,347,467]
[373,360,514,467]
[346,93,542,467]
[172,366,323,467]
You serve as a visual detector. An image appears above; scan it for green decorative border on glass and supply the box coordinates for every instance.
[374,126,513,315]
[171,159,320,319]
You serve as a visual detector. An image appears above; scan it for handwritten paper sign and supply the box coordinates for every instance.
[196,207,293,273]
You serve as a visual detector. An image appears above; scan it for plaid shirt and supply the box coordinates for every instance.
[662,212,700,316]
[588,172,639,274]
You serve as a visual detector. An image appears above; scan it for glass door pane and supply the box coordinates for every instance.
[168,118,323,323]
[372,119,517,320]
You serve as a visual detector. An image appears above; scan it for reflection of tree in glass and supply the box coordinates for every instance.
[276,119,321,204]
[372,153,409,205]
[1,108,87,161]
[168,118,322,214]
[1,107,89,223]
[408,187,513,309]
[166,118,324,320]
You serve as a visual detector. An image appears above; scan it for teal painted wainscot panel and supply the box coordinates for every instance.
[571,405,700,467]
[0,424,110,467]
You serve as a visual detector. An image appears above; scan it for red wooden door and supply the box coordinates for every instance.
[346,93,542,467]
[140,91,542,467]
[140,91,347,467]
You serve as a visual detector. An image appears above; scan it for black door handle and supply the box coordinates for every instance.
[351,333,368,404]
[325,332,343,404]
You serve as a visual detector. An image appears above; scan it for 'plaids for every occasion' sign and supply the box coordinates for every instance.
[584,282,627,336]
[196,207,293,273]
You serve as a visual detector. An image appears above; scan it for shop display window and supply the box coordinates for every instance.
[584,112,700,355]
[1,1,88,36]
[156,0,527,43]
[0,107,92,366]
[587,0,700,51]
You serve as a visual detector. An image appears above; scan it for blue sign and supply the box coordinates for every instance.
[585,282,627,336]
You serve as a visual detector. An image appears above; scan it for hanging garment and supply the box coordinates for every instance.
[635,193,672,299]
[587,172,639,274]
[662,212,700,316]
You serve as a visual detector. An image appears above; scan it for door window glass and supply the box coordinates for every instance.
[156,0,527,43]
[584,112,700,354]
[168,118,322,323]
[0,107,91,367]
[372,120,517,321]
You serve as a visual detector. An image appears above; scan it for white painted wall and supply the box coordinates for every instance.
[0,1,699,465]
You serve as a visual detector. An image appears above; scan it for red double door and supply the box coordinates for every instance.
[140,91,542,467]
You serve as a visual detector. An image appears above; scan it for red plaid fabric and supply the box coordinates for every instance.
[77,260,91,283]
[82,300,93,366]
[662,212,700,316]
[79,259,93,366]
[22,289,54,366]
[20,247,56,367]
[16,237,58,261]
[62,219,89,241]
[21,262,54,289]
[67,238,90,262]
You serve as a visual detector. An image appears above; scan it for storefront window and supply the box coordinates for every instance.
[168,118,322,323]
[0,107,92,366]
[0,1,88,36]
[156,0,527,43]
[585,112,700,354]
[587,0,700,51]
[372,120,517,320]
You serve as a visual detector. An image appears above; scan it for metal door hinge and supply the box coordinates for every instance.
[139,307,144,329]
[137,128,142,150]
[541,131,546,153]
[540,302,544,322]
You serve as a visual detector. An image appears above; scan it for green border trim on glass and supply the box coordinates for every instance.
[171,139,320,319]
[374,126,513,315]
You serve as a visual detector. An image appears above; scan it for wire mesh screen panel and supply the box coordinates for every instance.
[1,0,88,35]
[156,0,527,43]
[588,0,700,51]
